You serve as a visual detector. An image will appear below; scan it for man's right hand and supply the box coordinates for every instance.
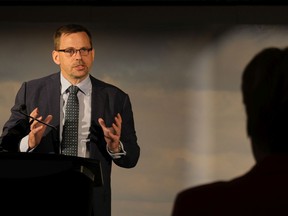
[28,107,53,149]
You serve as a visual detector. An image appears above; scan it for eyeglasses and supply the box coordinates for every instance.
[57,48,93,57]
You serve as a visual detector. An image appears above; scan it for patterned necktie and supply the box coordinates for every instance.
[61,85,79,156]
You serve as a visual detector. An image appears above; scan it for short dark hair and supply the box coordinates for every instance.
[53,24,93,50]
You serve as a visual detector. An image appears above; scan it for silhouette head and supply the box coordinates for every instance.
[242,47,288,161]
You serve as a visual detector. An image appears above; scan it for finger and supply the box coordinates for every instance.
[115,113,122,125]
[29,107,39,124]
[32,116,45,131]
[112,123,121,135]
[30,107,39,118]
[98,118,107,128]
[113,115,121,130]
[113,114,122,134]
[31,125,44,134]
[44,115,53,124]
[30,117,44,134]
[30,116,41,128]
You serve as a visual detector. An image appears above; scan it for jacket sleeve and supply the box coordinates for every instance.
[113,93,140,168]
[0,82,30,152]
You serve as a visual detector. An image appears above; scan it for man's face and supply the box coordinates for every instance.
[52,31,95,84]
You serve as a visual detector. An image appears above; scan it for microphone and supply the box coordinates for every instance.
[18,104,57,131]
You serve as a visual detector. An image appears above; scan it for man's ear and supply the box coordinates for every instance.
[92,48,95,60]
[52,50,60,65]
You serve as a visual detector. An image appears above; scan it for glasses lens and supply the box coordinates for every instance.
[79,48,89,56]
[65,49,76,56]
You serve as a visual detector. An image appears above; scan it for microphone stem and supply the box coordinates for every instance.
[19,110,57,130]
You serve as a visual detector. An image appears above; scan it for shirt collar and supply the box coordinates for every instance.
[60,73,91,95]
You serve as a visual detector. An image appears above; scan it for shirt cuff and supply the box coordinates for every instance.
[106,141,127,159]
[19,135,29,152]
[19,135,34,152]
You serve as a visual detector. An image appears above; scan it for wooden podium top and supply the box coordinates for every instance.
[0,152,103,186]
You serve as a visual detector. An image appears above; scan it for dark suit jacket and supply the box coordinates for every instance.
[0,72,140,216]
[172,155,288,216]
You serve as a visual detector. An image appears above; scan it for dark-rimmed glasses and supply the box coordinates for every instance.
[57,48,93,57]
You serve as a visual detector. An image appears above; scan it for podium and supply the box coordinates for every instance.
[0,152,103,216]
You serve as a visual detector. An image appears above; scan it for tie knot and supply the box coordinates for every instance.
[69,85,79,95]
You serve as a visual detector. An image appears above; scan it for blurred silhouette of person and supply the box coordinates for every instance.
[171,47,288,216]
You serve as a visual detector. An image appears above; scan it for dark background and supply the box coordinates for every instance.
[0,0,286,6]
